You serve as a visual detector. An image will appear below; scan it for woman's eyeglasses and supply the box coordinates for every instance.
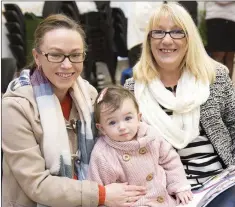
[149,30,186,39]
[36,48,86,63]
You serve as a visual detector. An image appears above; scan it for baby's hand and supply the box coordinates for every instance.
[175,190,193,205]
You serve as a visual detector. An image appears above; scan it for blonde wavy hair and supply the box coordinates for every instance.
[134,2,216,84]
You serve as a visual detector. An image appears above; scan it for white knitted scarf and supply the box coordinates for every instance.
[134,70,210,149]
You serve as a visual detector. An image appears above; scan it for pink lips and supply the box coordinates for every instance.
[120,133,129,137]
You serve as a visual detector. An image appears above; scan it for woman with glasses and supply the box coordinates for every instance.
[125,2,235,192]
[2,14,146,207]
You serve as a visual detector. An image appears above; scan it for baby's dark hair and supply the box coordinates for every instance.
[94,85,139,123]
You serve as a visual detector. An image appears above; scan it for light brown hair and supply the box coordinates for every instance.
[94,85,139,123]
[28,14,86,74]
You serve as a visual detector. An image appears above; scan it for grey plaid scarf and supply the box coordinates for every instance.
[11,69,96,207]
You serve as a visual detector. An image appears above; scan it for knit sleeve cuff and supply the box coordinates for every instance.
[167,183,191,195]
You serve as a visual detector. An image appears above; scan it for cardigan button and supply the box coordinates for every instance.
[123,153,131,161]
[156,196,164,203]
[139,147,147,154]
[146,173,154,181]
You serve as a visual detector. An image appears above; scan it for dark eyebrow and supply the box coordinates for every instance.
[48,47,83,53]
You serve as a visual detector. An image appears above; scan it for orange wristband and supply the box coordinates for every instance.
[98,185,106,205]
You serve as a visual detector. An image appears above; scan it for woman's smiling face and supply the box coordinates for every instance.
[33,28,84,95]
[150,15,188,73]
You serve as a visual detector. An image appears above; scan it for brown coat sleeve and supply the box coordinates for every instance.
[2,97,99,207]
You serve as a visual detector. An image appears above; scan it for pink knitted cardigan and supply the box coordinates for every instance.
[87,122,190,206]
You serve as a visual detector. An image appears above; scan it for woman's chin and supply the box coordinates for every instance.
[53,82,73,92]
[158,62,181,72]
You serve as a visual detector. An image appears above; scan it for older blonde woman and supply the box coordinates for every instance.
[124,2,235,191]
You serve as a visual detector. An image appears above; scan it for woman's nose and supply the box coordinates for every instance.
[162,33,173,44]
[61,57,72,68]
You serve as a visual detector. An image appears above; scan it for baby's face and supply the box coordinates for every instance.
[96,98,141,142]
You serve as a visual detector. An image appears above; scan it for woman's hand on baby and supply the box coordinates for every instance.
[104,182,146,207]
[175,190,193,205]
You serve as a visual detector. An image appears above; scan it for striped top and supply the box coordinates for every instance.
[164,86,223,190]
[124,65,235,167]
